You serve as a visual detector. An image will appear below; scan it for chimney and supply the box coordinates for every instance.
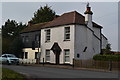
[53,15,60,19]
[84,3,93,29]
[28,21,33,27]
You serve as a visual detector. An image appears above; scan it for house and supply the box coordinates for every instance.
[20,4,108,65]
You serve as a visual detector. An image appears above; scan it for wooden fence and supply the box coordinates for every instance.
[73,59,120,71]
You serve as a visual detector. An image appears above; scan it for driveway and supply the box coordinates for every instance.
[2,65,119,78]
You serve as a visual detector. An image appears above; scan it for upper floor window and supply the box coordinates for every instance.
[35,34,40,41]
[22,36,25,43]
[45,29,51,42]
[25,36,29,42]
[64,27,70,40]
[22,36,29,43]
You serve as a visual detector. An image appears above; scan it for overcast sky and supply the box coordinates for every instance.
[1,2,118,51]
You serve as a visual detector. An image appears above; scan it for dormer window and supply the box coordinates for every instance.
[45,29,51,42]
[64,27,70,40]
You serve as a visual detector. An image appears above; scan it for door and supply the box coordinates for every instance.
[55,53,60,65]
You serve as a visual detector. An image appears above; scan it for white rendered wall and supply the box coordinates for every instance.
[23,48,41,59]
[102,35,108,49]
[41,25,75,64]
[75,25,100,60]
[93,27,101,39]
[93,35,101,55]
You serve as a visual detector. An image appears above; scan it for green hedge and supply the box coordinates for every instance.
[93,55,120,61]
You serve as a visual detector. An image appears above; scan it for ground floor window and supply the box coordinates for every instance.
[46,50,50,62]
[64,49,70,63]
[35,52,38,59]
[25,52,28,59]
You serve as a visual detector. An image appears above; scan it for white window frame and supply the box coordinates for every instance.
[45,29,51,42]
[64,49,70,63]
[45,49,50,62]
[64,27,70,40]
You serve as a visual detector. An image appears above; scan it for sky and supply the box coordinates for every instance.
[0,1,119,51]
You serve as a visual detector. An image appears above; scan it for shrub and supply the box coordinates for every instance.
[93,55,120,61]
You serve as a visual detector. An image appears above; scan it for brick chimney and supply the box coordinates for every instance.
[28,21,33,27]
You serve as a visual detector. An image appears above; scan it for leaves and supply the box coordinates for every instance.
[30,5,56,24]
[2,19,27,56]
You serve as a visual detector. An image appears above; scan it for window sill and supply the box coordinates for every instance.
[45,40,50,43]
[64,62,70,64]
[63,39,70,41]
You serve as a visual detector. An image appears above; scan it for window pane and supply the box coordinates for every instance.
[25,52,28,59]
[46,29,50,41]
[65,27,70,40]
[35,52,38,59]
[64,49,70,62]
[46,50,50,62]
[65,56,69,62]
[65,51,69,55]
[35,34,39,41]
[65,34,70,39]
[46,56,50,61]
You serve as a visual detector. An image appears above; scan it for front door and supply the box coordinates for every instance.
[51,42,62,65]
[55,52,60,65]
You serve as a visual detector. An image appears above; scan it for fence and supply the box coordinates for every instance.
[73,59,120,71]
[19,59,36,64]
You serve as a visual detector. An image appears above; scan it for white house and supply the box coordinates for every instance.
[20,4,108,65]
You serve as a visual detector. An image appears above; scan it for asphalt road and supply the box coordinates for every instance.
[2,65,119,78]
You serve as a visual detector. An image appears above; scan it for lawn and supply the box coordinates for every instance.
[2,68,25,80]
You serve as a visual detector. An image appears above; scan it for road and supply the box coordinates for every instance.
[2,65,119,78]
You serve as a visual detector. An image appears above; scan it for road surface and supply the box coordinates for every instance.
[2,65,119,78]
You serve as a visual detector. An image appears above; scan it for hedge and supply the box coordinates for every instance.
[93,55,120,61]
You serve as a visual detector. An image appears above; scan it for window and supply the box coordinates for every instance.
[64,49,70,63]
[22,36,25,43]
[77,54,80,58]
[25,36,29,43]
[35,52,38,59]
[25,52,28,59]
[46,50,50,62]
[35,34,40,41]
[64,27,70,40]
[45,29,50,42]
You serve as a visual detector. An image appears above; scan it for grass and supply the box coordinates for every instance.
[2,68,25,80]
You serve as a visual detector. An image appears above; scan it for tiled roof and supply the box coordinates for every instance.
[20,22,48,33]
[20,11,102,33]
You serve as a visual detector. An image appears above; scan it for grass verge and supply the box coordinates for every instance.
[2,68,25,80]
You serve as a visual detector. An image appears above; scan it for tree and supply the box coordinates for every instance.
[9,36,23,57]
[2,19,18,38]
[30,5,56,24]
[102,43,112,55]
[2,19,27,55]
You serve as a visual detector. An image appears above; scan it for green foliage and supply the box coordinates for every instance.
[9,36,24,57]
[2,68,25,80]
[2,19,27,55]
[30,5,56,24]
[93,55,120,61]
[102,43,112,55]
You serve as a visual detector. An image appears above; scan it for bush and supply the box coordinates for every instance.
[93,55,120,61]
